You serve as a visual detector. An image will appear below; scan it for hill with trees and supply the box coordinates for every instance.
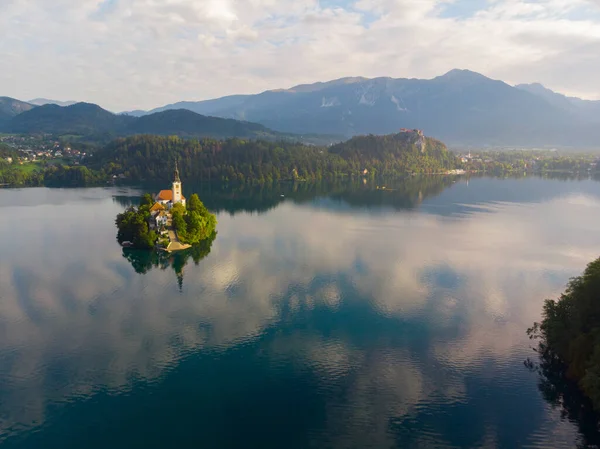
[89,131,457,184]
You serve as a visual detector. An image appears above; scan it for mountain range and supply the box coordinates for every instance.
[128,69,600,148]
[2,102,287,142]
[3,69,600,147]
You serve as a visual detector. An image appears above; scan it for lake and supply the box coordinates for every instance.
[1,176,600,448]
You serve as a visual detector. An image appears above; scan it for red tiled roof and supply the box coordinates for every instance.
[156,190,186,201]
[156,190,173,201]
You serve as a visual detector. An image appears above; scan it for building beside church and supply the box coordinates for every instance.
[155,163,186,209]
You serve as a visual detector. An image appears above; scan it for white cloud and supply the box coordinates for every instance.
[1,0,599,110]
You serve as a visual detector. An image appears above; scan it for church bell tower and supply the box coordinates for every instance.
[172,161,182,204]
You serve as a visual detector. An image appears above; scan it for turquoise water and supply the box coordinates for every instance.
[1,177,600,448]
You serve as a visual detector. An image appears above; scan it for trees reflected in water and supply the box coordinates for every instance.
[121,232,216,290]
[113,176,459,216]
[113,174,600,217]
[526,351,600,449]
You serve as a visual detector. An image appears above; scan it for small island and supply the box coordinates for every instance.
[116,163,217,251]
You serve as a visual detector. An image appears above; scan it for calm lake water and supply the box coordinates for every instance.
[1,177,600,448]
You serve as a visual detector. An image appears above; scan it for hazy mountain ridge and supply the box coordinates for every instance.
[515,83,600,119]
[4,69,600,147]
[0,97,36,128]
[9,102,128,136]
[28,98,78,107]
[5,102,289,141]
[127,70,600,148]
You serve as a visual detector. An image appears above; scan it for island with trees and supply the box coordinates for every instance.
[116,164,217,251]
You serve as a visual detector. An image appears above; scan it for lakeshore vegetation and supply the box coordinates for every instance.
[1,132,457,186]
[528,257,600,411]
[2,132,600,187]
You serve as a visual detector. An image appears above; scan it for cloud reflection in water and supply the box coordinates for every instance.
[1,180,599,447]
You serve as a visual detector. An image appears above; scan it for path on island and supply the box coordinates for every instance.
[166,229,191,252]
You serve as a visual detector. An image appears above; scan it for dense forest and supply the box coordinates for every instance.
[528,257,600,411]
[0,162,104,186]
[3,131,599,188]
[1,131,456,186]
[90,132,456,184]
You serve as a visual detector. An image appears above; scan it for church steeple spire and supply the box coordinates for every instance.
[172,160,183,205]
[174,160,181,183]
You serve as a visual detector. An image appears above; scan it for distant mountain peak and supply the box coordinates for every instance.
[285,77,369,93]
[516,82,554,94]
[29,98,77,107]
[0,97,36,122]
[67,102,108,111]
[437,68,490,81]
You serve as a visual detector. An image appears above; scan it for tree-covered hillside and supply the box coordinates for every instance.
[89,132,457,183]
[330,132,454,174]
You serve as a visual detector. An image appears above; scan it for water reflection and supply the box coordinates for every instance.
[113,176,458,215]
[121,234,215,290]
[1,178,600,448]
[112,173,600,218]
[526,343,600,448]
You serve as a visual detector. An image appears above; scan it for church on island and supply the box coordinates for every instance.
[148,163,187,235]
[155,163,186,209]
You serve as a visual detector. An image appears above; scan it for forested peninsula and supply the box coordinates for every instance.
[1,131,456,186]
[528,258,600,411]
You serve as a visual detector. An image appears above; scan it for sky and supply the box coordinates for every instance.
[1,0,600,111]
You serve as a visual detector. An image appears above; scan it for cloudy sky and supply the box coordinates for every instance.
[1,0,600,111]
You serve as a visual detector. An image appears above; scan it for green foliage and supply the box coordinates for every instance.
[530,257,600,410]
[140,193,154,207]
[115,194,159,249]
[168,196,217,245]
[89,133,460,184]
[183,211,217,244]
[0,163,104,187]
[171,207,187,235]
[116,192,217,251]
[186,193,205,214]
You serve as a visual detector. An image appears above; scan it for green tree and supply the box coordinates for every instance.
[171,205,187,238]
[187,193,206,214]
[529,257,600,410]
[140,193,154,207]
